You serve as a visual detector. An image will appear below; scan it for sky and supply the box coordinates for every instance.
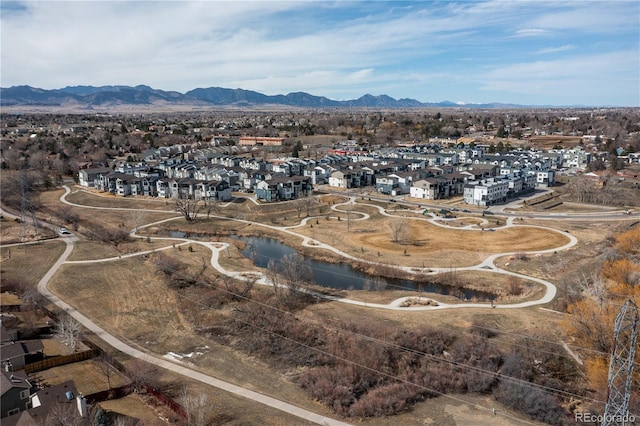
[1,1,639,106]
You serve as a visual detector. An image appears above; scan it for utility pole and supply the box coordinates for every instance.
[602,299,638,426]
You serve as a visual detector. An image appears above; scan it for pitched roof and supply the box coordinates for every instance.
[1,370,30,397]
[0,340,44,361]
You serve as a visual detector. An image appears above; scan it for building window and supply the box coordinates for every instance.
[20,389,29,399]
[7,408,20,416]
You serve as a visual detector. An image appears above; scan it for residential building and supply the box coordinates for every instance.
[1,370,31,418]
[256,176,312,202]
[464,178,510,206]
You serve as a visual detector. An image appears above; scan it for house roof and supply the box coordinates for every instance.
[4,381,89,426]
[1,370,30,397]
[1,325,18,343]
[2,410,38,426]
[79,167,111,175]
[0,340,44,361]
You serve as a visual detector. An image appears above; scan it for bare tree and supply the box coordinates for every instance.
[28,150,52,184]
[97,355,115,390]
[302,194,319,217]
[238,274,258,299]
[54,314,82,354]
[388,219,408,243]
[152,252,185,276]
[267,259,284,300]
[175,196,201,221]
[131,209,147,233]
[507,276,523,296]
[566,176,596,203]
[127,358,161,393]
[221,273,257,301]
[268,253,313,297]
[202,198,220,220]
[43,400,85,426]
[180,386,209,426]
[573,271,608,307]
[58,206,80,230]
[292,198,306,218]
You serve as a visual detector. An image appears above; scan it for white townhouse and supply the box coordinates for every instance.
[463,178,510,206]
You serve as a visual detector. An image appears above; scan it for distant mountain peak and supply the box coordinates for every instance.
[0,84,532,109]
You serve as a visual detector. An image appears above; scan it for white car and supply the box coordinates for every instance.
[58,227,72,236]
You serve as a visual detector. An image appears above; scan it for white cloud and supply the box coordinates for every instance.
[0,1,637,105]
[537,45,575,54]
[513,28,556,38]
[529,1,639,34]
[479,50,639,105]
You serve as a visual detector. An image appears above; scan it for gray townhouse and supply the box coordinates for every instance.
[256,176,312,202]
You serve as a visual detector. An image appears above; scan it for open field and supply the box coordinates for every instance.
[99,394,171,425]
[46,254,339,420]
[526,135,583,150]
[65,189,177,211]
[293,210,569,268]
[0,240,66,289]
[67,238,185,261]
[38,188,181,231]
[0,215,58,243]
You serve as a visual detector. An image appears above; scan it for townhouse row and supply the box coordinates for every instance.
[78,142,562,205]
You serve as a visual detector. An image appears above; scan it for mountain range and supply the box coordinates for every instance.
[0,84,526,109]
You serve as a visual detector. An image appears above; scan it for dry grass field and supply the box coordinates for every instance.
[64,189,176,211]
[0,240,66,288]
[294,210,569,268]
[46,254,337,420]
[38,188,181,232]
[50,258,192,346]
[36,359,131,395]
[99,394,170,425]
[4,185,606,425]
[526,135,583,150]
[0,215,57,243]
[67,238,185,261]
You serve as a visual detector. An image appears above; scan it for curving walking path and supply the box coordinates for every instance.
[58,188,577,310]
[0,186,607,424]
[36,237,351,425]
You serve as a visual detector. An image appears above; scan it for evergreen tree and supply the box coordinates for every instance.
[292,141,303,158]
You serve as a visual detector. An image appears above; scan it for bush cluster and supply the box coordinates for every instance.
[192,284,578,423]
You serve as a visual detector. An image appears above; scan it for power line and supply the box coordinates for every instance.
[223,247,640,367]
[158,251,607,408]
[171,289,539,426]
[465,324,640,367]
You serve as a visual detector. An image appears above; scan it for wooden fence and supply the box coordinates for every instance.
[39,307,188,421]
[24,349,99,374]
[145,385,187,420]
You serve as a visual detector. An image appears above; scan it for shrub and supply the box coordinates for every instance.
[495,382,566,425]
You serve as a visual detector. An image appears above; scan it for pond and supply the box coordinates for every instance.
[238,236,495,301]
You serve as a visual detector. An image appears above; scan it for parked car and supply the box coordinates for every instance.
[58,227,72,236]
[483,210,494,215]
